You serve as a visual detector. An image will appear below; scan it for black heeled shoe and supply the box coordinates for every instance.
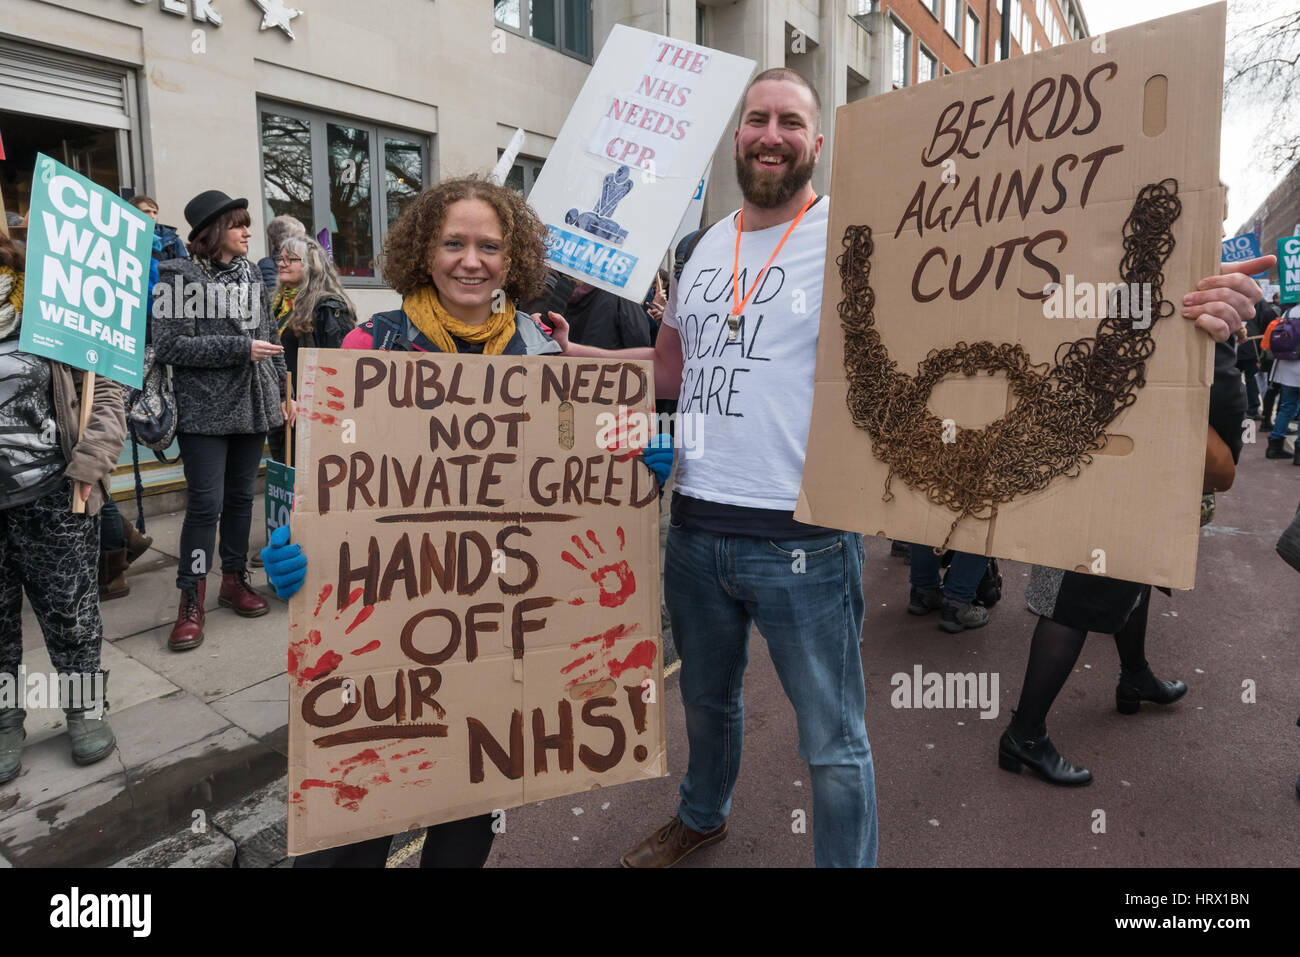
[998,724,1093,787]
[1116,666,1187,715]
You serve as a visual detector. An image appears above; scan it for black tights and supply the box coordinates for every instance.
[1011,586,1151,736]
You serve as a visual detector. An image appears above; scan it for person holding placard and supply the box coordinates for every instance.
[549,67,1274,866]
[261,174,673,866]
[267,235,355,465]
[154,191,289,652]
[0,232,127,783]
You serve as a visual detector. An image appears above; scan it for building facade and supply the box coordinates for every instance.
[1,0,1092,498]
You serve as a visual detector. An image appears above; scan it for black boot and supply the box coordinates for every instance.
[1266,437,1289,459]
[1116,666,1187,714]
[998,722,1092,786]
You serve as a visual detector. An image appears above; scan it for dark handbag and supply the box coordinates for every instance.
[976,557,1003,607]
[125,344,179,460]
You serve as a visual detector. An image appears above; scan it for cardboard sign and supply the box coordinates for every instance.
[528,25,753,301]
[796,5,1227,590]
[286,350,665,854]
[1278,236,1300,304]
[20,154,151,388]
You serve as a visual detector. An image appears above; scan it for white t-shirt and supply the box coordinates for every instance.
[663,196,828,511]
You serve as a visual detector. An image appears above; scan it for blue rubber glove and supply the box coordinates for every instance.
[641,433,674,486]
[262,524,308,599]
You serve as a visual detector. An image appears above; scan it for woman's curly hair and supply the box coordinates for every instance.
[382,175,549,304]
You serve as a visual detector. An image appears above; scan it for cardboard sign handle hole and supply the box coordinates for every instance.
[1142,75,1168,137]
[1095,434,1134,456]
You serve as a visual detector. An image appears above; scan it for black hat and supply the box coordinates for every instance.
[184,190,249,241]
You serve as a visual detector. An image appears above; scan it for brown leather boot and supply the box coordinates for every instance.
[219,570,269,617]
[97,548,130,601]
[620,815,727,868]
[122,516,153,565]
[169,581,205,652]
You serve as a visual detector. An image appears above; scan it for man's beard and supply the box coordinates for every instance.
[734,148,816,208]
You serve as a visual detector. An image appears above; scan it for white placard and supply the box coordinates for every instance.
[528,26,753,302]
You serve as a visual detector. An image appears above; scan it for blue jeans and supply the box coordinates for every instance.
[909,545,988,603]
[1271,385,1300,440]
[665,525,877,867]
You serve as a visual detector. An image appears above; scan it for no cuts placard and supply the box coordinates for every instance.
[286,350,665,854]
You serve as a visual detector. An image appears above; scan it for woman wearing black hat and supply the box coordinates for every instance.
[153,191,289,651]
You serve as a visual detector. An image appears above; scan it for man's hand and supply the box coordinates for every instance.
[1183,255,1276,342]
[262,525,307,599]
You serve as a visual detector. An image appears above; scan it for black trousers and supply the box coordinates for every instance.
[176,432,265,589]
[292,814,496,868]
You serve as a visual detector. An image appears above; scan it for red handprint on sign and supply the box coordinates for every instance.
[561,527,635,607]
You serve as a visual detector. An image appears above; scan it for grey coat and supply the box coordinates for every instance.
[154,257,287,435]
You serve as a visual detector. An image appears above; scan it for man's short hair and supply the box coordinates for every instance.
[266,214,307,256]
[738,67,821,135]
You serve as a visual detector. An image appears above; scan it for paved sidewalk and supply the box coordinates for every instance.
[0,510,287,867]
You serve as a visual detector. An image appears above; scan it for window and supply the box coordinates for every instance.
[965,10,980,63]
[1021,10,1032,52]
[696,3,704,45]
[890,15,912,88]
[994,35,1002,61]
[927,0,941,21]
[502,153,543,196]
[493,0,592,60]
[945,0,962,42]
[1010,0,1022,50]
[918,43,938,83]
[259,103,430,285]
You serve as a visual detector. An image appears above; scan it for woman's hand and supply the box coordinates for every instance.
[541,311,571,352]
[1184,256,1275,343]
[262,525,308,599]
[282,401,297,428]
[250,339,284,362]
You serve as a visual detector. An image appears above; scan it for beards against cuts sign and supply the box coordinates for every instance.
[795,5,1226,590]
[527,25,753,301]
[287,351,665,854]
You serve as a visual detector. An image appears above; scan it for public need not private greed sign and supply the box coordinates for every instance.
[286,350,666,854]
[21,155,151,388]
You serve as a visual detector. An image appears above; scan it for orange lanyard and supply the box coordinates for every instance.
[731,193,818,317]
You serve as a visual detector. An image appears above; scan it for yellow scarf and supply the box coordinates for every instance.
[274,286,298,335]
[403,285,516,356]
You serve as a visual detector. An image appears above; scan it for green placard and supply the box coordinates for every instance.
[265,459,296,543]
[20,154,152,387]
[1278,235,1300,304]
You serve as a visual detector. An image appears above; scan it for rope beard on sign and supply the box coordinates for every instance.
[838,179,1183,551]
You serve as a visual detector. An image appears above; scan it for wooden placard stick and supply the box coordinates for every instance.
[286,371,293,470]
[70,370,95,513]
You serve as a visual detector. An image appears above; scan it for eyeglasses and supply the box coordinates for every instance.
[275,256,303,265]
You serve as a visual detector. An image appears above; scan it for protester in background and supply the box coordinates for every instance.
[1237,309,1264,420]
[154,190,288,652]
[1265,303,1300,463]
[1254,296,1281,428]
[1000,279,1267,788]
[642,269,668,342]
[1,232,126,783]
[129,195,188,261]
[3,212,25,250]
[558,280,653,351]
[258,215,307,290]
[908,545,991,633]
[261,174,671,868]
[267,236,355,464]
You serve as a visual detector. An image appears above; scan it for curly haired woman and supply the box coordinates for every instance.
[264,176,671,867]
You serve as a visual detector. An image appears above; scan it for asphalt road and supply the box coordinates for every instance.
[395,444,1299,868]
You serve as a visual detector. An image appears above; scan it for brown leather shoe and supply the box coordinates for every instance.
[219,570,269,617]
[122,516,153,565]
[98,548,130,601]
[169,581,205,652]
[620,815,727,868]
